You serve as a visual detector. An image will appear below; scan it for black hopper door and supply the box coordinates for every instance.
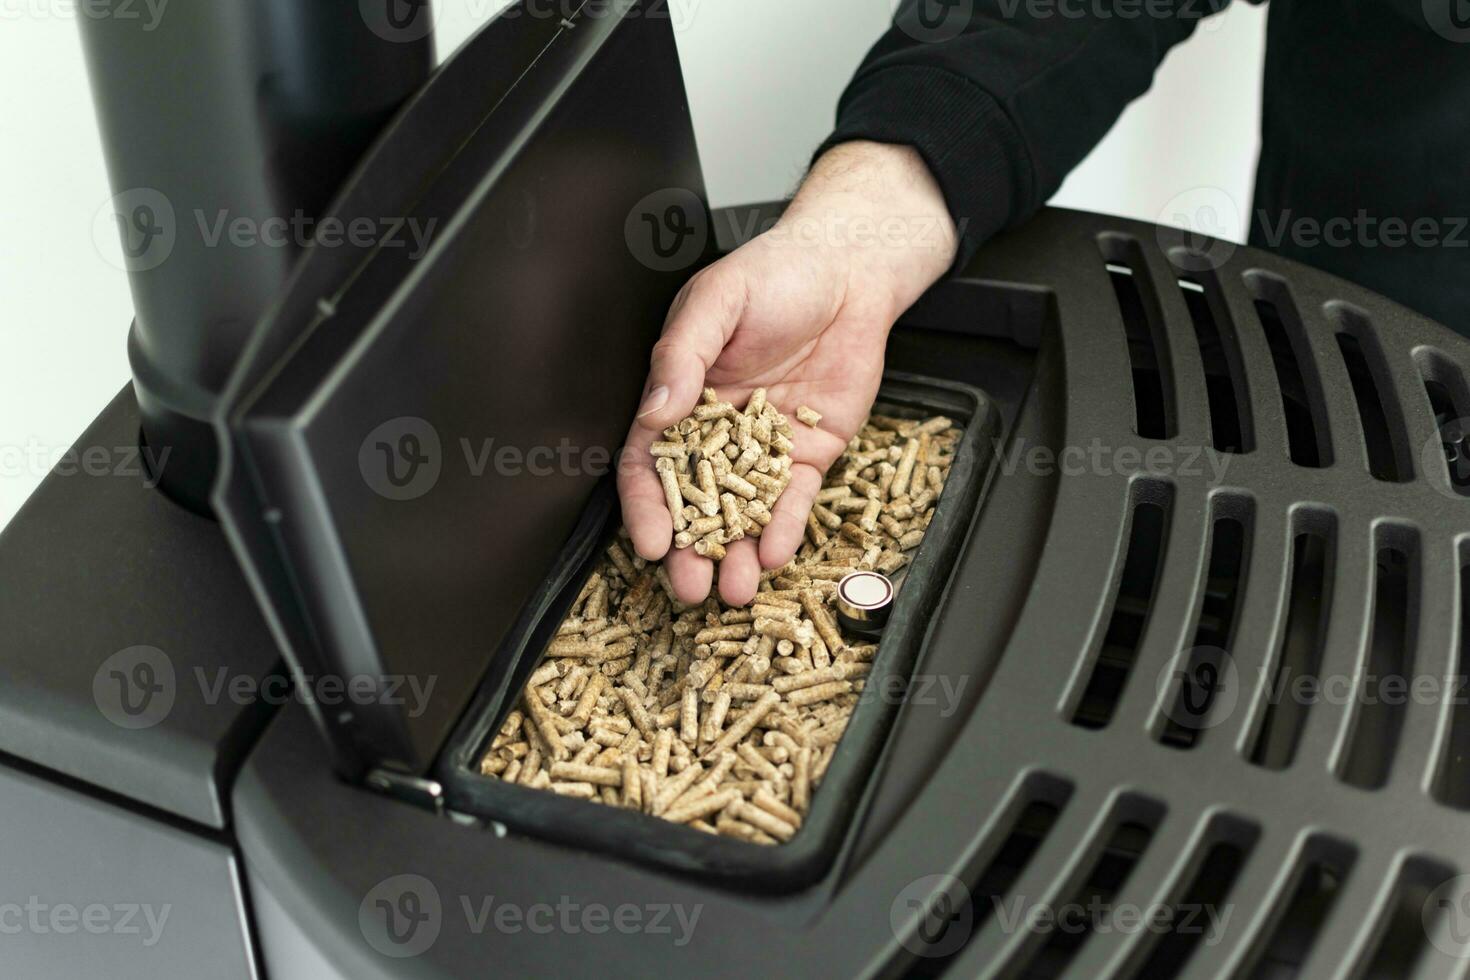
[214,1,714,780]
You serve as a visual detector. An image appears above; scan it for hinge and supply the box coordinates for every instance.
[365,769,445,815]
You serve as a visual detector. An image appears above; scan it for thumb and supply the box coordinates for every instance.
[634,265,746,432]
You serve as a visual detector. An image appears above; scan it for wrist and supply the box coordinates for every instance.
[780,141,958,317]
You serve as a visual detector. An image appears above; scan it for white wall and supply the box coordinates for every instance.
[1050,5,1265,240]
[0,1,1264,528]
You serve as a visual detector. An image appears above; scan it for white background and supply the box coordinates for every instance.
[0,0,1265,528]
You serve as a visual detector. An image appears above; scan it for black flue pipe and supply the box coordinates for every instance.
[79,1,435,513]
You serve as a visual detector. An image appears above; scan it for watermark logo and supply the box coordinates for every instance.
[898,0,977,43]
[360,0,435,42]
[92,646,176,730]
[1426,875,1470,958]
[360,874,442,958]
[360,417,443,501]
[1156,186,1242,272]
[625,188,708,273]
[891,873,973,958]
[1425,0,1470,41]
[93,188,175,273]
[1156,646,1239,733]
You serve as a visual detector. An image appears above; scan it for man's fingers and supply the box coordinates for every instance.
[618,424,673,561]
[759,463,823,570]
[634,266,746,434]
[666,545,713,604]
[787,420,849,475]
[717,538,762,606]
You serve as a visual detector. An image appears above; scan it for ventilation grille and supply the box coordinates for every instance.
[884,212,1470,980]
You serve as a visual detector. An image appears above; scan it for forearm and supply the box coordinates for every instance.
[821,0,1243,265]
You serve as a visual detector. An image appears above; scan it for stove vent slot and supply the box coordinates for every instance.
[1432,545,1470,809]
[1160,500,1252,748]
[1362,857,1456,978]
[1333,307,1413,482]
[1341,530,1420,790]
[1179,273,1253,454]
[1100,236,1176,440]
[1132,815,1259,979]
[1249,514,1336,770]
[1416,348,1470,496]
[1014,795,1166,978]
[1070,484,1172,730]
[902,774,1072,977]
[1246,837,1357,978]
[1246,273,1332,467]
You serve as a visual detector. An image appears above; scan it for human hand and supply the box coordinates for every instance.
[619,141,958,606]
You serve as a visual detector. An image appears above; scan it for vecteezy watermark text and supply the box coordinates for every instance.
[92,188,439,273]
[0,439,169,485]
[1256,209,1470,252]
[889,874,1234,959]
[358,417,627,501]
[1155,646,1470,736]
[1,0,169,29]
[0,898,170,947]
[994,0,1228,26]
[1156,187,1470,272]
[459,895,701,944]
[92,646,439,730]
[860,673,971,719]
[192,668,438,719]
[194,210,438,259]
[358,874,702,958]
[996,436,1234,484]
[992,895,1233,944]
[359,0,706,45]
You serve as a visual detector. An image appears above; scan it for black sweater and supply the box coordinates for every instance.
[820,0,1470,331]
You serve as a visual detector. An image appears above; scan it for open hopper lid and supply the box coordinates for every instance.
[213,0,711,782]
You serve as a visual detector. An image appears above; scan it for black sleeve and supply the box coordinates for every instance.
[817,0,1241,267]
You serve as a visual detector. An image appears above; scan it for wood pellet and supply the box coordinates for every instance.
[653,387,811,554]
[479,407,959,844]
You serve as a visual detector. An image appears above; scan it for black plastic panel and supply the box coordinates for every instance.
[236,206,1470,979]
[0,758,256,978]
[0,387,279,828]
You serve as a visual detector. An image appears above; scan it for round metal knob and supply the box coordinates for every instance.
[835,571,895,637]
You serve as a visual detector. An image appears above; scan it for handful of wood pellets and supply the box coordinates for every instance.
[650,387,806,560]
[479,404,958,845]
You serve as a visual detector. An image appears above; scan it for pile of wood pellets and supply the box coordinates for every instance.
[651,387,800,561]
[479,402,958,845]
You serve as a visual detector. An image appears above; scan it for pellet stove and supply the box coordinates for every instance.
[5,2,1470,978]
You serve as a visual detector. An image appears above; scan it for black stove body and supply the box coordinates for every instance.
[6,3,1470,978]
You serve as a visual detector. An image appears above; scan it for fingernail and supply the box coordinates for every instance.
[636,385,669,419]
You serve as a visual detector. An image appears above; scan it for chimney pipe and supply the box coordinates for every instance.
[79,1,435,513]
